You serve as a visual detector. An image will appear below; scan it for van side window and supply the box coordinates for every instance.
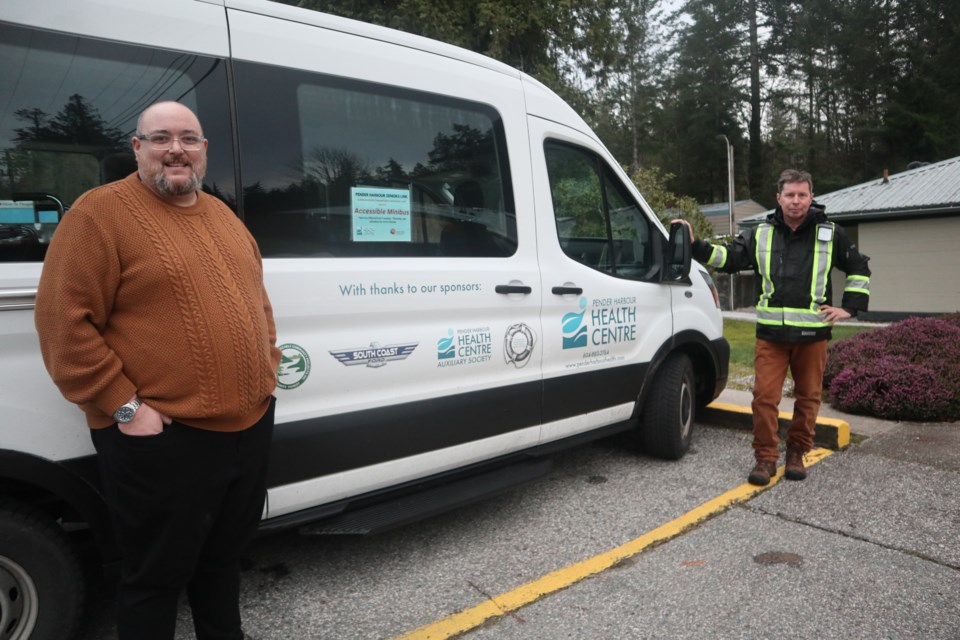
[0,23,234,263]
[234,61,517,258]
[545,141,654,279]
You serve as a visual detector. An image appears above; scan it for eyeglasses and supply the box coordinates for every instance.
[136,132,205,151]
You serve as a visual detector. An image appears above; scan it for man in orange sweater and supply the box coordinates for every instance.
[35,101,281,640]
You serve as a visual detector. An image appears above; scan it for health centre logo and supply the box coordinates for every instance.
[562,297,589,349]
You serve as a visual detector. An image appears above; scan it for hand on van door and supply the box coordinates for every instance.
[119,400,172,436]
[671,219,696,243]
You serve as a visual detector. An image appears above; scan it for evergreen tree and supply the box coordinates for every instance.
[883,0,960,170]
[276,0,960,202]
[49,94,125,148]
[587,0,668,173]
[662,0,746,204]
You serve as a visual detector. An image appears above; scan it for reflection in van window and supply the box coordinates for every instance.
[235,62,517,258]
[545,141,654,280]
[0,23,234,263]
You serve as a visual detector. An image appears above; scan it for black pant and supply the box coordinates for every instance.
[92,398,275,640]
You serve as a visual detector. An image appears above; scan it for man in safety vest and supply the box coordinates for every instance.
[677,169,871,486]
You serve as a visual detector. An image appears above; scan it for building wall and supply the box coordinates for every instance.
[715,215,959,316]
[856,216,960,314]
[704,200,767,236]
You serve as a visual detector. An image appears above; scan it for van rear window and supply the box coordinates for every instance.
[0,23,233,263]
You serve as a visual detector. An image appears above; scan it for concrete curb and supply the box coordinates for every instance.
[701,401,851,451]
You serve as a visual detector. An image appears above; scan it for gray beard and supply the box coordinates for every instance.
[151,170,201,197]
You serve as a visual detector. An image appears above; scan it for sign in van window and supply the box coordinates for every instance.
[0,201,36,224]
[351,187,411,242]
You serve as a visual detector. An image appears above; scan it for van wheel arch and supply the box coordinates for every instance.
[663,331,724,409]
[0,498,85,640]
[0,451,116,560]
[637,352,695,460]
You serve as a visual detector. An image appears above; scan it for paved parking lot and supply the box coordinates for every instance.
[79,406,960,640]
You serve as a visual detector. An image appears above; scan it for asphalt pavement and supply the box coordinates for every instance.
[77,323,960,640]
[456,389,960,639]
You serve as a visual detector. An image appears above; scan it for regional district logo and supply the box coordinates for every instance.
[276,343,311,389]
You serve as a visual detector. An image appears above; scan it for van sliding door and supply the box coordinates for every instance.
[227,7,544,518]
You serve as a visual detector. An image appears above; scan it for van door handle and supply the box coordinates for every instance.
[495,284,532,295]
[551,286,583,295]
[0,287,38,311]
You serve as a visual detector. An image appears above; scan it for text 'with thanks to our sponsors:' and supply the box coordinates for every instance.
[338,281,482,296]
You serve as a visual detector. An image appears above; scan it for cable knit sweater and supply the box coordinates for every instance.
[36,173,281,430]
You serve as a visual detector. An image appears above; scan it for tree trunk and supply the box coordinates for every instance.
[748,0,763,197]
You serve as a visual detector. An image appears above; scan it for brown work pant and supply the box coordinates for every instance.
[751,338,828,462]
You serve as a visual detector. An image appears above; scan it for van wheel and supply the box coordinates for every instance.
[0,500,84,640]
[639,353,695,460]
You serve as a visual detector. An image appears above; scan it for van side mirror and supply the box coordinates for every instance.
[664,221,691,281]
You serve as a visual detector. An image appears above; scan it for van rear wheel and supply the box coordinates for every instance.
[0,500,84,640]
[639,353,695,460]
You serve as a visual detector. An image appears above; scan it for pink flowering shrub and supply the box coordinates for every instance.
[825,316,960,421]
[940,312,960,330]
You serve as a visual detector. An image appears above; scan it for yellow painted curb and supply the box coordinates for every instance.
[701,401,850,451]
[816,416,851,450]
[393,447,834,640]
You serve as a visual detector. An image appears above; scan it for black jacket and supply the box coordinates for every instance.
[692,202,871,343]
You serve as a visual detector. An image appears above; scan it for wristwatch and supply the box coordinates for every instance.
[113,397,142,423]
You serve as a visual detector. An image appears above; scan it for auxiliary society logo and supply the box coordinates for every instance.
[437,327,493,367]
[330,341,418,368]
[276,343,311,390]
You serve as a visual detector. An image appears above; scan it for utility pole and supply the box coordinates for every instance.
[717,135,735,310]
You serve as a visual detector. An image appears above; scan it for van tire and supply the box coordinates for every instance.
[639,353,695,460]
[0,499,84,640]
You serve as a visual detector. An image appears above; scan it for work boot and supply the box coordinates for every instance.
[747,460,777,486]
[785,448,807,481]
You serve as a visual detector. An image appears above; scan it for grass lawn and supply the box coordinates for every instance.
[724,319,878,390]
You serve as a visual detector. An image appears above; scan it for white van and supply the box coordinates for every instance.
[0,0,729,637]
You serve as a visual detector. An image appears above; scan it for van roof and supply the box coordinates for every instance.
[226,0,523,80]
[225,0,595,138]
[0,0,595,143]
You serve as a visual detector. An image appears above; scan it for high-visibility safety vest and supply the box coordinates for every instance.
[748,221,870,329]
[693,204,871,342]
[755,222,831,328]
